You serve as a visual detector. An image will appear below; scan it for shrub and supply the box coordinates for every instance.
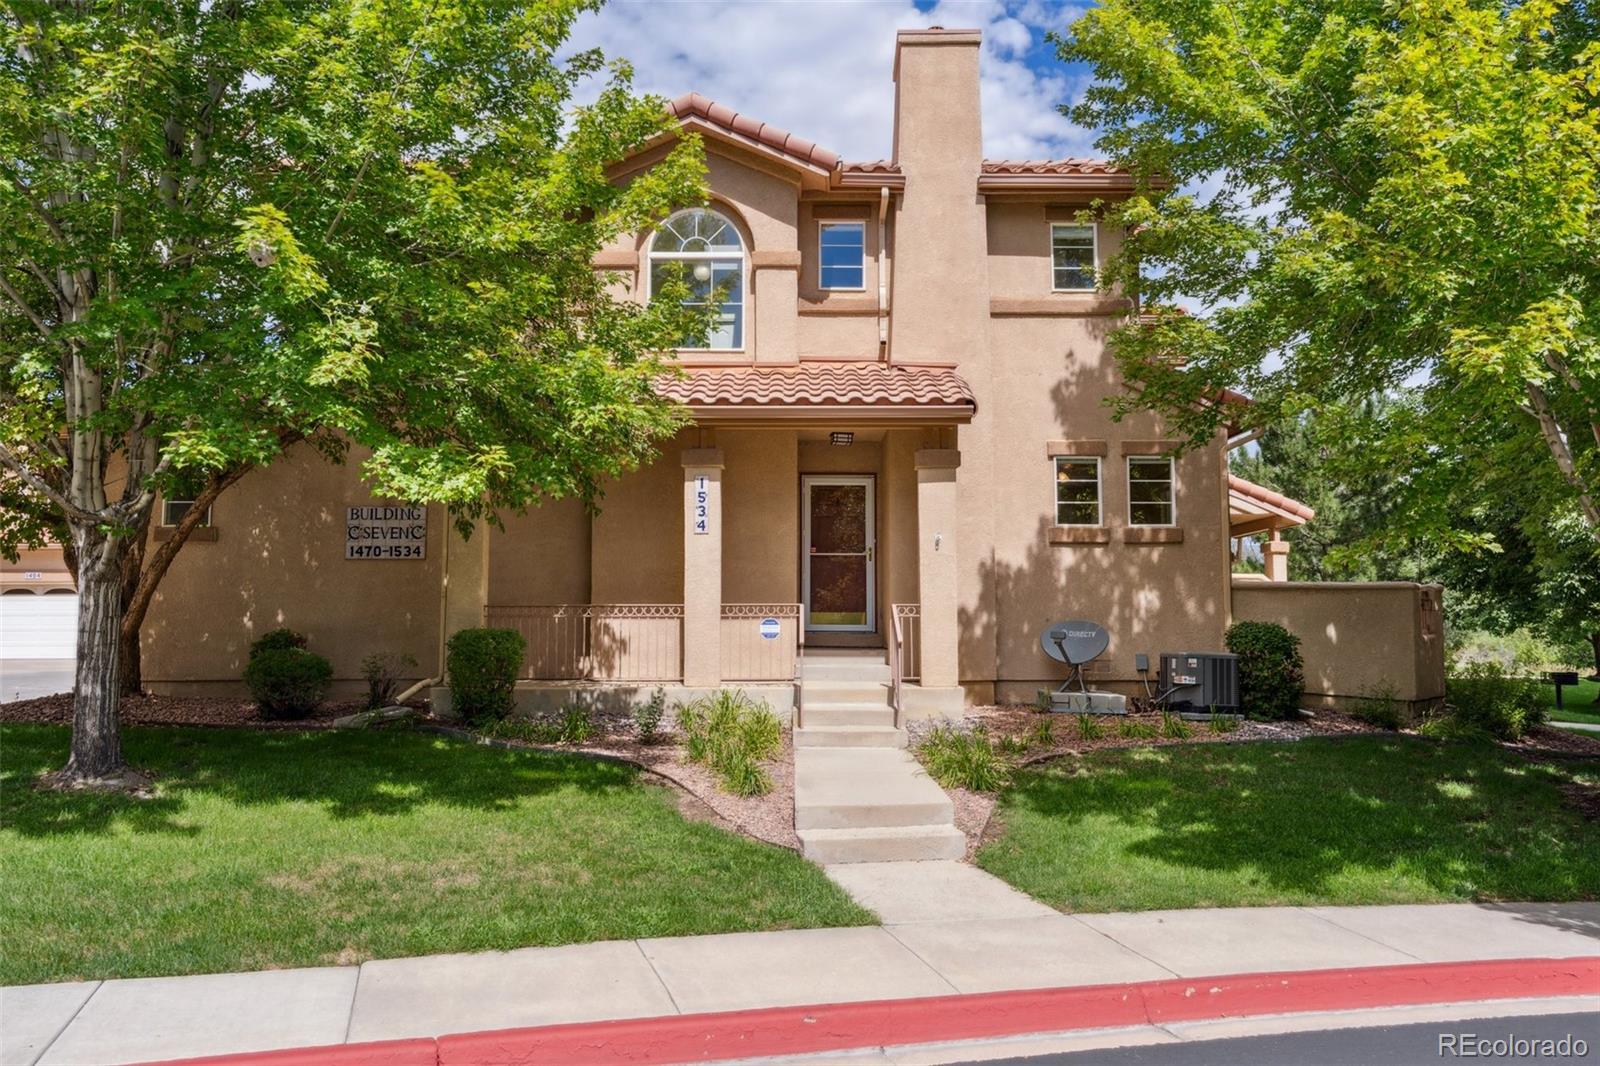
[1076,714,1106,741]
[676,690,782,796]
[1352,681,1404,731]
[1118,717,1158,739]
[244,648,332,720]
[1443,663,1548,740]
[559,703,595,744]
[917,725,1011,792]
[1026,717,1055,749]
[249,627,307,659]
[360,650,418,709]
[1225,621,1305,720]
[446,628,525,724]
[996,732,1029,757]
[1208,711,1240,734]
[1160,711,1193,739]
[634,688,667,743]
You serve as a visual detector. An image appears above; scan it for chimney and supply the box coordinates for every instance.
[892,27,984,175]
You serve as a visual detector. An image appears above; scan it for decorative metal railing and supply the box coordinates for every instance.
[889,603,921,727]
[720,604,802,682]
[485,604,685,682]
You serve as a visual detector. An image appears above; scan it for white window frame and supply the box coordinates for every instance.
[161,497,212,527]
[644,207,747,352]
[817,219,866,292]
[1050,222,1098,293]
[1126,456,1177,527]
[1053,456,1103,527]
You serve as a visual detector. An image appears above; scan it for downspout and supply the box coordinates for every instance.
[393,506,449,706]
[877,185,890,353]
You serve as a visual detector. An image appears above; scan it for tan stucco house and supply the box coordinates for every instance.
[120,28,1443,718]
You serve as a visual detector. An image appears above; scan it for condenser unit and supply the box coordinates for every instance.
[1159,652,1240,713]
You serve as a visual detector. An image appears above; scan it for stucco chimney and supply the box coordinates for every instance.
[888,27,988,365]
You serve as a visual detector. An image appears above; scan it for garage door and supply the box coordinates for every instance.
[0,593,79,659]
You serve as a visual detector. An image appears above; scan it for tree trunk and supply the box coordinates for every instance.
[117,513,149,696]
[62,523,128,783]
[1590,631,1599,679]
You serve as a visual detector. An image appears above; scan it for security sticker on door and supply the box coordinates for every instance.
[693,475,711,535]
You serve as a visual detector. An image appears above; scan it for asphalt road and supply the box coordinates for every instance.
[0,659,74,702]
[967,1011,1598,1066]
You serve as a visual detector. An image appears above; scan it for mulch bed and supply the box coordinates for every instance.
[0,692,364,729]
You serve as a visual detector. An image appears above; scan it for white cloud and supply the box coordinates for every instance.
[566,0,1097,161]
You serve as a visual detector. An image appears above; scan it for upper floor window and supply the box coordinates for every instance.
[1127,456,1175,526]
[1055,457,1102,526]
[648,208,745,349]
[1051,223,1096,292]
[819,221,865,290]
[162,497,211,527]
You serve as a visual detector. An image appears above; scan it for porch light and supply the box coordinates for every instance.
[829,432,854,446]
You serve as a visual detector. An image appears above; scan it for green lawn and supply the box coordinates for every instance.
[1549,678,1600,725]
[0,725,871,985]
[978,737,1600,913]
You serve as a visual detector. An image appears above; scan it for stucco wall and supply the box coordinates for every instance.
[722,430,799,604]
[1231,579,1447,708]
[488,498,591,605]
[590,431,689,603]
[142,444,443,692]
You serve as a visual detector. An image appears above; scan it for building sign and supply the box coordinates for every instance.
[759,617,781,641]
[693,475,711,535]
[346,505,426,560]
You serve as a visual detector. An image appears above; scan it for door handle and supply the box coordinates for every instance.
[867,546,873,562]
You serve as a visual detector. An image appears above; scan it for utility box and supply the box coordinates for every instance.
[1160,652,1240,713]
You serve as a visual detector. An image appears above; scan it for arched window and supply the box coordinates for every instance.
[647,208,745,350]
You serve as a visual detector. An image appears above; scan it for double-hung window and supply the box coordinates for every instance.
[1054,457,1102,526]
[819,221,865,290]
[1127,457,1176,526]
[1050,223,1096,291]
[162,498,211,527]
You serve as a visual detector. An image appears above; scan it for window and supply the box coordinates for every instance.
[647,207,745,349]
[1051,223,1096,291]
[1054,457,1101,526]
[162,498,211,527]
[818,221,865,290]
[1127,457,1176,526]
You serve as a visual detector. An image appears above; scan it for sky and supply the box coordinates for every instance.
[567,0,1100,163]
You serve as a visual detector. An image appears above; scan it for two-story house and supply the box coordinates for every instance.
[134,27,1443,730]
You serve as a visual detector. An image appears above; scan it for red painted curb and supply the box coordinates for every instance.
[141,956,1599,1066]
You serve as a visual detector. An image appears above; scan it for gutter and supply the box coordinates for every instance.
[877,185,890,351]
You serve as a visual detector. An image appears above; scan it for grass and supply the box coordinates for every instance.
[0,724,872,985]
[1549,678,1600,725]
[977,736,1600,913]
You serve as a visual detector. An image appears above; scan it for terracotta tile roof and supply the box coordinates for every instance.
[840,160,902,175]
[982,159,1128,176]
[1228,475,1315,524]
[656,363,976,420]
[667,93,839,171]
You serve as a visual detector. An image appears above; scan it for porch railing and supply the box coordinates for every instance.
[889,603,920,727]
[720,604,802,682]
[485,604,684,682]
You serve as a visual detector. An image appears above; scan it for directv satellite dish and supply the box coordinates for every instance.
[1040,620,1109,666]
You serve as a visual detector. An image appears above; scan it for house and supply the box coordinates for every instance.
[131,27,1444,722]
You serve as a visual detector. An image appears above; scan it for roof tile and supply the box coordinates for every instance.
[656,362,976,414]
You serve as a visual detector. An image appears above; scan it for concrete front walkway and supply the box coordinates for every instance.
[5,900,1596,1066]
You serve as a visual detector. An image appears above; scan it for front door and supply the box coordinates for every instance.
[802,475,875,632]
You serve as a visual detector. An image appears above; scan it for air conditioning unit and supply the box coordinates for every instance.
[1159,652,1240,713]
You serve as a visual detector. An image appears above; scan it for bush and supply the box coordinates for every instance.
[446,628,525,724]
[249,627,307,659]
[244,648,332,720]
[1443,662,1548,740]
[917,725,1012,792]
[559,703,594,744]
[634,689,667,743]
[1076,714,1106,740]
[1207,712,1239,734]
[676,690,781,796]
[1159,711,1193,739]
[1352,681,1404,731]
[360,650,418,709]
[1026,717,1055,749]
[1118,717,1158,739]
[1225,621,1305,720]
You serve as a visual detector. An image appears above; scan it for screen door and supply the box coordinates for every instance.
[802,476,875,632]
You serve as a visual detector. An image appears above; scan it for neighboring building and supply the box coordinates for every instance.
[0,542,77,660]
[133,28,1443,715]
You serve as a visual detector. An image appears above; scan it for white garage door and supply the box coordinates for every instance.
[0,593,79,659]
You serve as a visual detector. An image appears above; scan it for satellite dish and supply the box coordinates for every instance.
[1040,620,1109,666]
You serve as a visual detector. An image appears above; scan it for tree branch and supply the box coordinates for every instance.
[0,272,53,339]
[0,443,97,523]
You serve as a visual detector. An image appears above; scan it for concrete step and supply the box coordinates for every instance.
[801,656,891,683]
[794,748,954,830]
[798,824,967,864]
[799,702,896,728]
[800,680,892,705]
[794,725,908,749]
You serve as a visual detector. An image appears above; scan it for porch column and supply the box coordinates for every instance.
[444,518,490,641]
[1263,531,1290,582]
[915,448,960,689]
[682,448,724,688]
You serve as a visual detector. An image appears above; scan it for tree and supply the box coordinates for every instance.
[1,0,707,786]
[1056,0,1600,555]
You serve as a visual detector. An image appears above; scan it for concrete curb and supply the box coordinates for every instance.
[131,955,1598,1066]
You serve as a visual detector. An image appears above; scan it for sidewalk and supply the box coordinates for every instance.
[5,879,1595,1066]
